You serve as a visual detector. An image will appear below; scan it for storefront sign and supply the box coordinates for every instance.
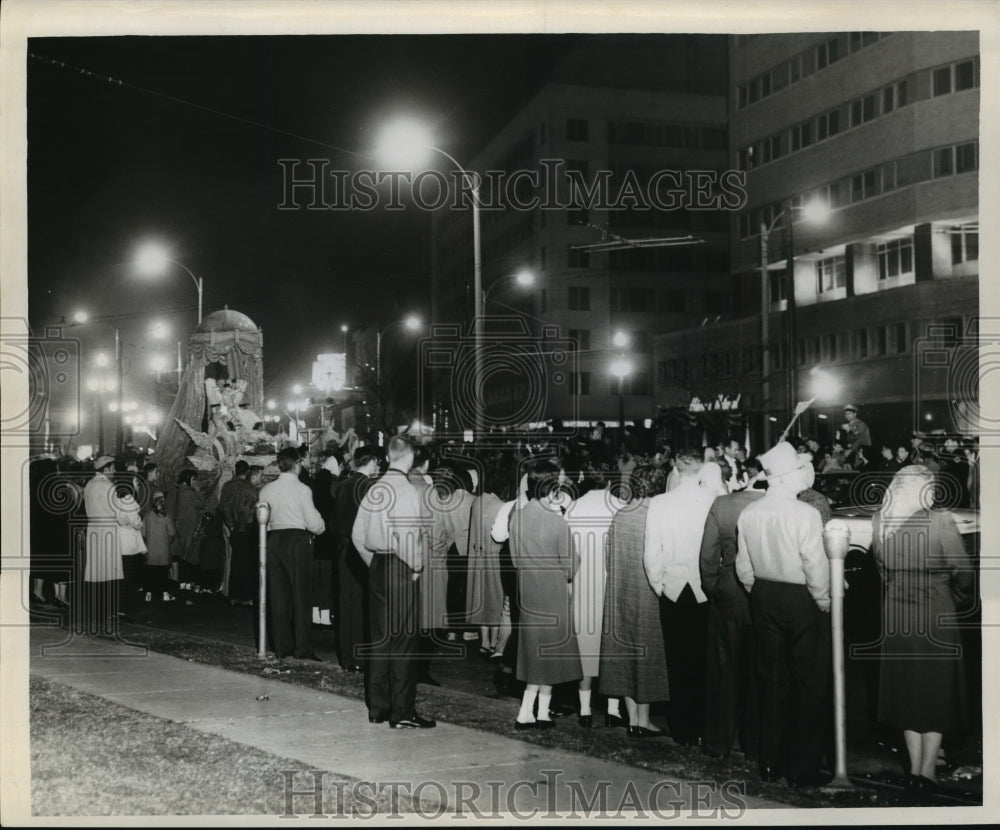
[689,393,741,413]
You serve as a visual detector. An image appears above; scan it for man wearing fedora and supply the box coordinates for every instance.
[735,442,832,788]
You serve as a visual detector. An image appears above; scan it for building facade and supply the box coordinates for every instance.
[654,31,980,451]
[428,36,733,435]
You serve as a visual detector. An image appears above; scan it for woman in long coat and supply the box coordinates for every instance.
[83,457,134,628]
[170,468,204,591]
[872,465,974,790]
[599,465,669,735]
[465,476,506,654]
[508,460,582,728]
[565,464,624,727]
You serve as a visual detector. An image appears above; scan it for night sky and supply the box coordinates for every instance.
[27,34,583,391]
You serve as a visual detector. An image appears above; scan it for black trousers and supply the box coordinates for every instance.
[338,541,370,669]
[229,528,257,602]
[704,592,759,757]
[366,554,420,721]
[750,579,832,779]
[659,584,709,743]
[266,529,314,658]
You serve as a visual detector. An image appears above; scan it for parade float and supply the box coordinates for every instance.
[155,308,275,504]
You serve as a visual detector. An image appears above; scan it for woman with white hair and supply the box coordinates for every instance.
[872,465,974,793]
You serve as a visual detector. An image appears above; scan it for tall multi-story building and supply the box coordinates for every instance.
[653,31,980,450]
[429,36,732,434]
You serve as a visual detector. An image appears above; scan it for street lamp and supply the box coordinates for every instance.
[71,311,123,455]
[610,356,632,432]
[758,197,830,446]
[483,269,535,314]
[134,242,205,324]
[376,119,483,436]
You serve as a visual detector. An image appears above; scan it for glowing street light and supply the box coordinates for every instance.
[94,352,110,368]
[759,195,831,444]
[292,384,303,395]
[134,241,204,323]
[149,321,170,339]
[515,269,535,287]
[612,331,629,349]
[150,355,168,373]
[377,117,483,435]
[266,399,277,410]
[72,310,89,324]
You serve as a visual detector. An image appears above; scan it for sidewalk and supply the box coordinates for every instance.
[29,626,783,816]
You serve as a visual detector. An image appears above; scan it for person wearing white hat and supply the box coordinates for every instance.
[735,442,832,788]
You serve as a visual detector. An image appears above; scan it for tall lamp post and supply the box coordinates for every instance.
[71,311,123,455]
[758,197,830,444]
[134,242,205,324]
[376,120,483,436]
[372,314,422,435]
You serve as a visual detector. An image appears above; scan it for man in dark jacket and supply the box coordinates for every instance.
[699,487,764,759]
[335,446,381,671]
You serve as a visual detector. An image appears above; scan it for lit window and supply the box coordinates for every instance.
[877,237,914,280]
[816,255,847,293]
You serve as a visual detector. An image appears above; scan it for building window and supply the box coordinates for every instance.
[863,93,877,122]
[874,326,888,356]
[825,333,838,362]
[897,80,908,106]
[816,255,847,293]
[933,66,952,96]
[796,339,807,366]
[877,237,914,280]
[893,322,908,354]
[955,59,977,91]
[769,271,787,304]
[850,99,863,128]
[883,85,895,114]
[854,329,869,359]
[568,328,591,351]
[737,84,748,109]
[567,247,591,268]
[567,118,589,141]
[631,373,651,396]
[951,223,979,264]
[569,371,591,396]
[568,286,590,310]
[956,142,978,174]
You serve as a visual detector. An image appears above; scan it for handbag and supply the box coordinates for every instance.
[118,524,148,557]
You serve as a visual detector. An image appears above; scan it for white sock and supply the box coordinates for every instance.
[518,689,538,722]
[538,692,552,721]
[607,697,621,717]
[578,689,592,716]
[312,606,321,625]
[319,609,331,626]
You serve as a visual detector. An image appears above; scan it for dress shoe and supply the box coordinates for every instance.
[628,725,666,738]
[368,710,389,724]
[786,772,833,788]
[759,766,783,783]
[390,714,436,729]
[578,714,593,729]
[534,719,555,730]
[514,720,537,730]
[419,674,441,687]
[604,713,627,729]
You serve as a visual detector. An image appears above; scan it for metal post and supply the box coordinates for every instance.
[472,184,483,439]
[114,328,124,455]
[759,222,771,450]
[785,202,798,432]
[822,519,854,790]
[255,501,270,658]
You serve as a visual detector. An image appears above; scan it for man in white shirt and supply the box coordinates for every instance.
[735,442,832,788]
[643,449,716,746]
[352,435,435,729]
[259,447,326,661]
